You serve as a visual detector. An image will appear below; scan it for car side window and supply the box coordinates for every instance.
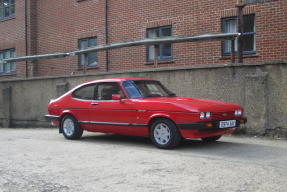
[95,82,125,100]
[72,84,96,100]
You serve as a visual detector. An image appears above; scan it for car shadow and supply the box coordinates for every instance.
[80,133,287,165]
[81,133,153,148]
[179,139,286,163]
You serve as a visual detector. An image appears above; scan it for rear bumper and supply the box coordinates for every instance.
[177,117,247,139]
[44,115,60,121]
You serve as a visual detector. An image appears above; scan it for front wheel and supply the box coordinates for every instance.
[61,115,83,140]
[150,119,181,149]
[201,135,222,142]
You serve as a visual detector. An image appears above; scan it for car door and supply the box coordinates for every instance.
[88,82,136,135]
[69,83,98,131]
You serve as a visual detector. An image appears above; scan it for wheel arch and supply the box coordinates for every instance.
[58,111,77,133]
[148,114,182,149]
[147,114,180,136]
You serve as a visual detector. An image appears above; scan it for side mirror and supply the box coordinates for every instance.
[112,94,122,101]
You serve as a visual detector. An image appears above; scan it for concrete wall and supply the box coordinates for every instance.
[0,61,287,137]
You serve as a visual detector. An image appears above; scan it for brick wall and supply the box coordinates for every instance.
[0,0,26,79]
[0,0,286,79]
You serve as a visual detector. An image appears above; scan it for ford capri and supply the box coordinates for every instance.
[45,78,247,149]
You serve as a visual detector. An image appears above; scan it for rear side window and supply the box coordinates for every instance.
[72,84,96,100]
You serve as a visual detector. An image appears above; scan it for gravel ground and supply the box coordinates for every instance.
[0,128,286,192]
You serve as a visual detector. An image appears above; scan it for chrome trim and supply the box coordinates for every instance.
[72,97,123,102]
[79,121,147,127]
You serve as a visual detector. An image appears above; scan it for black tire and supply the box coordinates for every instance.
[201,135,222,142]
[61,115,83,140]
[150,118,181,149]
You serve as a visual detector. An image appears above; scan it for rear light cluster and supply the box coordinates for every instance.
[200,112,211,119]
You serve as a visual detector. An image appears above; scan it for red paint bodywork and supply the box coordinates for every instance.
[47,78,246,139]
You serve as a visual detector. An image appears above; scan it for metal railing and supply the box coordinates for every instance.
[0,33,239,65]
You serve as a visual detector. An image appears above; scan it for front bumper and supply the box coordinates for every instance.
[177,117,247,131]
[44,115,60,121]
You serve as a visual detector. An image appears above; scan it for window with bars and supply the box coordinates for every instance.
[0,49,16,74]
[78,37,98,67]
[0,0,15,20]
[222,14,256,56]
[146,26,172,62]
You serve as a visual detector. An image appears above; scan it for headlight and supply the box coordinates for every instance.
[200,112,211,119]
[235,110,242,116]
[206,112,211,118]
[200,112,205,119]
[238,110,242,116]
[235,110,238,115]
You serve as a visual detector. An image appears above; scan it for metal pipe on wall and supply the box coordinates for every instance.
[105,0,109,72]
[236,0,246,63]
[0,33,240,64]
[25,0,28,77]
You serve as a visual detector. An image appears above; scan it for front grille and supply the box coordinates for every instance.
[212,111,235,120]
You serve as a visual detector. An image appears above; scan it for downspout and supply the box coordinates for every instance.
[24,0,28,77]
[236,1,245,63]
[105,0,109,72]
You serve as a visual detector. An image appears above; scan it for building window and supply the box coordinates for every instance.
[0,49,16,74]
[0,0,15,20]
[78,37,97,67]
[222,14,256,56]
[147,26,172,62]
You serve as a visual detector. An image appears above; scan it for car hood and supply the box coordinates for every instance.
[132,97,242,113]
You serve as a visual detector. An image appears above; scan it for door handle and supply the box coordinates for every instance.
[91,102,99,106]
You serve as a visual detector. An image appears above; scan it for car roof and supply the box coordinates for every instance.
[84,78,155,84]
[69,78,157,93]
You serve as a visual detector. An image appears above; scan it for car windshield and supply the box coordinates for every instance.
[122,80,176,99]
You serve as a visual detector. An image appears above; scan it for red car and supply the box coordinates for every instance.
[45,78,246,149]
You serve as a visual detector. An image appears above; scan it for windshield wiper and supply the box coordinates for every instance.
[145,94,162,98]
[168,93,176,97]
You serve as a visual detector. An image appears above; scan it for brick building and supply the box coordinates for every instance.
[0,0,286,79]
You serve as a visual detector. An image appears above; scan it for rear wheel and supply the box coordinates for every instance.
[150,118,181,149]
[201,135,222,142]
[61,115,83,140]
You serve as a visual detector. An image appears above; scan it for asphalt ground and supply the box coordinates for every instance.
[0,128,286,192]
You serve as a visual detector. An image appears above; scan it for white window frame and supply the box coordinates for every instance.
[0,49,16,74]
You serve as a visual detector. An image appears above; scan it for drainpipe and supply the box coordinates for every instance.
[24,0,28,77]
[105,0,109,72]
[236,0,245,63]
